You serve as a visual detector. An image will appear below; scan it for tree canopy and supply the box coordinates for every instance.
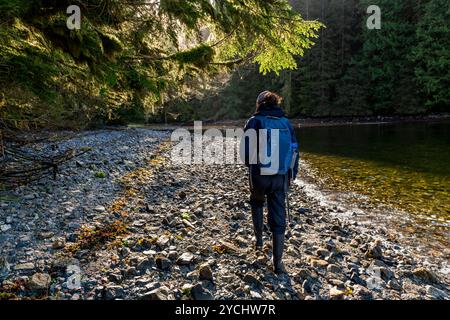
[0,0,322,127]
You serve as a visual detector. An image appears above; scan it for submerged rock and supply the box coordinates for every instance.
[28,273,52,292]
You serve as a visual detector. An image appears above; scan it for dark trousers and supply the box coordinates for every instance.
[249,173,287,235]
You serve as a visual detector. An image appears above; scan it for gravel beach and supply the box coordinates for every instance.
[0,128,448,300]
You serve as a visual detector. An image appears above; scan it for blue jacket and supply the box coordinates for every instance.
[243,104,300,179]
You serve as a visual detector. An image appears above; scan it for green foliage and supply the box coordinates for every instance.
[195,0,448,119]
[173,45,214,68]
[412,0,450,110]
[95,171,106,178]
[0,0,322,127]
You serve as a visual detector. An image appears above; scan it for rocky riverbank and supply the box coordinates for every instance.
[0,129,448,300]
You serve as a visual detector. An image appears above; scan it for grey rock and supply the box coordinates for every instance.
[14,262,35,274]
[426,285,448,300]
[0,256,10,280]
[94,206,106,212]
[156,235,171,249]
[28,273,52,292]
[176,252,194,265]
[140,288,168,300]
[0,224,11,232]
[243,274,262,288]
[327,264,342,274]
[137,258,155,273]
[105,285,125,300]
[250,290,262,299]
[155,256,172,270]
[365,240,382,259]
[199,264,214,281]
[387,279,402,291]
[52,238,66,249]
[191,283,214,300]
[412,268,439,284]
[329,287,345,300]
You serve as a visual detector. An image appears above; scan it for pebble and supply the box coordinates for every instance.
[176,252,194,265]
[1,224,12,232]
[155,256,172,270]
[329,287,345,300]
[412,268,438,284]
[425,285,447,300]
[199,264,214,281]
[28,273,52,292]
[191,283,214,300]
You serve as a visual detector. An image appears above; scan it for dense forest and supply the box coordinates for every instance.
[185,0,450,120]
[0,0,321,128]
[0,0,448,127]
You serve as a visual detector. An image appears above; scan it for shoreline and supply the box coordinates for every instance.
[0,129,449,300]
[133,113,450,131]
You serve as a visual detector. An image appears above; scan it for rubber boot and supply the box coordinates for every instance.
[273,233,286,274]
[251,206,264,251]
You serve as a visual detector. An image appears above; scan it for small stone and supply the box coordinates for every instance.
[37,231,54,239]
[28,273,52,292]
[297,268,312,280]
[387,279,402,291]
[51,256,79,271]
[426,285,448,300]
[155,256,172,270]
[52,238,66,249]
[310,258,328,268]
[0,257,10,280]
[353,285,373,300]
[23,194,36,200]
[140,288,168,300]
[243,274,262,288]
[137,258,155,273]
[125,267,138,277]
[105,285,125,300]
[350,273,366,286]
[369,261,394,282]
[156,235,171,249]
[191,283,214,300]
[94,206,106,212]
[327,264,342,274]
[217,240,240,253]
[176,252,194,265]
[302,279,312,294]
[316,248,330,258]
[14,262,35,273]
[199,264,213,281]
[412,268,439,284]
[186,270,199,280]
[329,287,345,300]
[365,240,383,259]
[108,273,123,283]
[250,290,262,299]
[0,224,11,232]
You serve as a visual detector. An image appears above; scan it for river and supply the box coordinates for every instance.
[296,121,450,254]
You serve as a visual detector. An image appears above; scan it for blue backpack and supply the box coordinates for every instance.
[253,115,295,176]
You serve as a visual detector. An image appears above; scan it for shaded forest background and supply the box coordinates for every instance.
[188,0,449,121]
[0,0,448,128]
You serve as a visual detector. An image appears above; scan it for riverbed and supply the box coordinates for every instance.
[296,121,450,262]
